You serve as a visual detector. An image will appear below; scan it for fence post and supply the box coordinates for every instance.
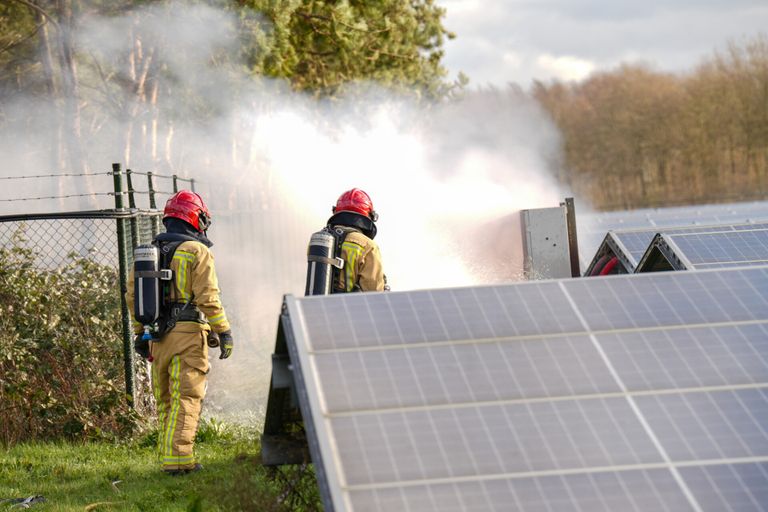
[147,172,157,209]
[190,178,196,193]
[147,172,161,237]
[126,168,139,247]
[113,163,135,407]
[172,174,178,193]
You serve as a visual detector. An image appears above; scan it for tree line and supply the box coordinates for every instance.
[1,2,766,211]
[0,0,455,186]
[534,34,768,210]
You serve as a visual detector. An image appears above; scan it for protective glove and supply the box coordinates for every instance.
[134,334,151,360]
[218,330,233,360]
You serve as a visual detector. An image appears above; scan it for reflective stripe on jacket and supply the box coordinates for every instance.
[334,230,385,292]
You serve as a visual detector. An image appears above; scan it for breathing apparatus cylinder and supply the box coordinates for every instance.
[133,244,173,339]
[305,228,344,296]
[134,245,161,327]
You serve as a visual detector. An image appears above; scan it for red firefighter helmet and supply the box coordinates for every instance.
[332,188,378,221]
[163,190,211,231]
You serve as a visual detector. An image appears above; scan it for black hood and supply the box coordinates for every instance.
[158,217,213,247]
[327,211,377,239]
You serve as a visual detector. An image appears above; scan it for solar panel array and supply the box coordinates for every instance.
[615,223,768,264]
[577,200,768,270]
[585,223,768,275]
[664,229,768,269]
[280,267,768,511]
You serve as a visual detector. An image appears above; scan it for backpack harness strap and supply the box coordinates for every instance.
[330,226,363,293]
[153,239,206,337]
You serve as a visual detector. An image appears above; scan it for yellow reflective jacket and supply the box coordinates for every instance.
[126,240,230,335]
[333,230,386,292]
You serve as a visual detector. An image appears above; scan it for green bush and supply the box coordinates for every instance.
[0,233,138,446]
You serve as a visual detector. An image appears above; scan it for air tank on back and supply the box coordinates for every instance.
[134,244,161,325]
[305,228,343,296]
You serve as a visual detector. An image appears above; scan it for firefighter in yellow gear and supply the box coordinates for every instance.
[126,190,233,476]
[329,188,387,292]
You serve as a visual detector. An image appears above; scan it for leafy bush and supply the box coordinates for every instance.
[0,232,138,445]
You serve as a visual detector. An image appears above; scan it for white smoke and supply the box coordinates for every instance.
[0,2,570,418]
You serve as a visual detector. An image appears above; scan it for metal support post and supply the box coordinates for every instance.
[147,171,160,236]
[126,168,139,246]
[113,163,135,406]
[564,197,581,277]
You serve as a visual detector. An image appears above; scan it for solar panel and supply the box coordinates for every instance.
[268,266,768,511]
[583,223,768,275]
[577,201,768,270]
[636,229,768,272]
[616,223,768,263]
[669,229,768,268]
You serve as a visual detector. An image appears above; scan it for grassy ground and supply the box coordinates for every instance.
[0,420,320,511]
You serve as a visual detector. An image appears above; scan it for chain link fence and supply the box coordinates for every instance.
[0,163,197,411]
[0,209,162,409]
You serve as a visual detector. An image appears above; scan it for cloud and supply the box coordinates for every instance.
[439,0,768,86]
[535,54,596,82]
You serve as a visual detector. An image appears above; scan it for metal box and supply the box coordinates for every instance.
[521,201,579,279]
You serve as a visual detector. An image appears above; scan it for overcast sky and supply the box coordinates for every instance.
[439,0,768,87]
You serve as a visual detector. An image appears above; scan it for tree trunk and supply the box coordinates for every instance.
[123,22,155,170]
[150,78,159,167]
[37,11,65,181]
[56,0,87,175]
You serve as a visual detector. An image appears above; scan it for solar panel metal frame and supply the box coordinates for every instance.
[269,266,768,511]
[281,297,344,510]
[260,317,311,466]
[635,233,691,271]
[670,228,768,269]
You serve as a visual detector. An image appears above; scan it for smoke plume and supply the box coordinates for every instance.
[0,2,570,419]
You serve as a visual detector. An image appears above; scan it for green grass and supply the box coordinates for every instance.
[0,420,320,511]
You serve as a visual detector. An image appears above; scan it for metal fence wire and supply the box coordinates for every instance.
[0,213,156,268]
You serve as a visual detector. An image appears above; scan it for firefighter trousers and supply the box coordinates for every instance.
[150,328,210,471]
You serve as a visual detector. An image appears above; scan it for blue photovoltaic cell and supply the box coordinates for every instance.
[302,267,768,350]
[668,229,768,268]
[349,469,695,512]
[613,231,658,262]
[564,267,768,330]
[313,335,620,413]
[681,463,768,512]
[299,282,585,351]
[635,388,768,461]
[583,223,768,274]
[598,324,768,391]
[614,224,768,264]
[577,201,768,266]
[331,397,662,487]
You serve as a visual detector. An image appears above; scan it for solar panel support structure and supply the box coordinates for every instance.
[564,197,581,277]
[584,231,636,275]
[635,233,692,272]
[521,202,575,279]
[261,310,311,467]
[261,298,353,510]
